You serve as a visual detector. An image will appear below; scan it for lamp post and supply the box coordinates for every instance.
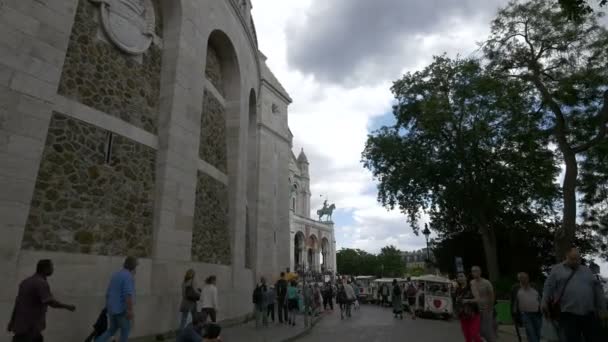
[422,223,431,263]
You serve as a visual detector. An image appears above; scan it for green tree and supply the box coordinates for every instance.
[378,245,406,278]
[557,0,607,20]
[483,0,608,259]
[336,248,379,276]
[362,57,558,281]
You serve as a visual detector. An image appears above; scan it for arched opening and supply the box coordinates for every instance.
[245,89,257,269]
[294,232,305,272]
[308,234,318,272]
[291,183,298,212]
[192,30,241,265]
[321,237,330,272]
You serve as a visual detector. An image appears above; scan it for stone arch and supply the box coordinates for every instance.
[294,231,305,271]
[321,237,330,271]
[192,29,242,265]
[308,234,318,271]
[245,89,257,269]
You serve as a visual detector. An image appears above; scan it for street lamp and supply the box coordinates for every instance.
[422,223,431,262]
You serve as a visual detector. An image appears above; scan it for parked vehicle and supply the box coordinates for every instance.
[411,274,453,320]
[371,278,409,304]
[354,276,376,303]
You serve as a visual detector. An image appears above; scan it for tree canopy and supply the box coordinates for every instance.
[484,0,608,258]
[336,246,406,277]
[362,56,559,281]
[557,0,607,20]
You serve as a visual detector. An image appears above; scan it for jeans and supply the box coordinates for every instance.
[255,305,268,327]
[12,334,43,342]
[521,312,542,342]
[460,314,482,342]
[202,308,216,323]
[277,298,288,323]
[267,304,275,322]
[479,310,496,342]
[178,307,197,331]
[559,312,601,342]
[95,313,131,342]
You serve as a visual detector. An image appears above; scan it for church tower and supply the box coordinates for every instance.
[297,149,311,218]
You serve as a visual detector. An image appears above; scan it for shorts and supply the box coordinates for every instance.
[288,299,298,310]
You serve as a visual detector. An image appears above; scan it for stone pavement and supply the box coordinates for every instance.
[166,312,323,342]
[298,304,520,342]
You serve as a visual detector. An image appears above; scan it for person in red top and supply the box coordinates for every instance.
[8,259,76,342]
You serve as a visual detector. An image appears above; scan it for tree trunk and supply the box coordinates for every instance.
[556,149,578,261]
[479,224,499,282]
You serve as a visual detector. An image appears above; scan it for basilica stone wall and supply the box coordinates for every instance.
[0,0,291,340]
[192,172,231,265]
[57,0,162,134]
[22,113,155,257]
[200,90,228,172]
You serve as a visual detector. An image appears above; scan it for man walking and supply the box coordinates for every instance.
[96,256,137,342]
[542,247,606,342]
[8,259,76,342]
[275,272,288,324]
[253,277,268,328]
[470,266,496,342]
[511,272,542,342]
[380,283,389,307]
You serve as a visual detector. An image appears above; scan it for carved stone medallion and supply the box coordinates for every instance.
[90,0,156,55]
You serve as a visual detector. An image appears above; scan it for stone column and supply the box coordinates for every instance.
[0,0,78,326]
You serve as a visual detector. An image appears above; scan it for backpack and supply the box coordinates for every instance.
[406,284,417,297]
[253,286,264,304]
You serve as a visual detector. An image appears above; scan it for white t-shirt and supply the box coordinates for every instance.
[201,284,218,309]
[517,286,540,313]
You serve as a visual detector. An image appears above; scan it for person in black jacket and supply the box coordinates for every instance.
[275,272,288,324]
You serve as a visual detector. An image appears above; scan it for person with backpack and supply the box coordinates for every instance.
[287,280,299,326]
[405,278,418,320]
[178,269,201,331]
[252,277,268,328]
[275,272,288,324]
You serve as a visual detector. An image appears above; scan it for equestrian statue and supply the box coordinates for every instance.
[317,200,336,222]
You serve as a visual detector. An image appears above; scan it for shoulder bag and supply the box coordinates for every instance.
[185,281,200,302]
[547,267,578,320]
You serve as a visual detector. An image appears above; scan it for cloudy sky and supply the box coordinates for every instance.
[251,0,608,275]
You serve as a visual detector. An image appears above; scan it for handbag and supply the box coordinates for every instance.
[186,285,200,301]
[547,266,578,320]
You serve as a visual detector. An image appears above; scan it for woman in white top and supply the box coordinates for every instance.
[201,275,218,323]
[179,269,201,331]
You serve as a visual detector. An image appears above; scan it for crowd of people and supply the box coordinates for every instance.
[7,247,606,342]
[453,247,606,342]
[250,272,361,327]
[7,257,222,342]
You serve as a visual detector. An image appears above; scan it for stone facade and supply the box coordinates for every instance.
[289,150,337,273]
[22,113,155,257]
[0,1,299,340]
[57,0,162,134]
[199,91,228,173]
[192,172,231,265]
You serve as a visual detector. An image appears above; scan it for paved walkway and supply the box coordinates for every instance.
[298,304,520,342]
[169,312,324,342]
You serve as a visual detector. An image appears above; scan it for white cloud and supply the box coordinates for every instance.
[251,0,501,255]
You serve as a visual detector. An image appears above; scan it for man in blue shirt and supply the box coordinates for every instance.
[96,256,137,342]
